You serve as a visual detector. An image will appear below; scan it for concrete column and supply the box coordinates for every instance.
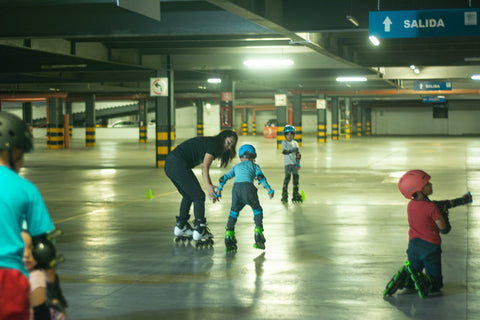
[220,74,233,131]
[292,94,302,146]
[195,99,204,136]
[316,96,327,143]
[65,101,73,139]
[331,97,339,140]
[252,112,256,136]
[344,97,351,140]
[139,100,147,143]
[47,98,64,149]
[275,93,288,149]
[365,107,372,135]
[85,94,96,147]
[155,66,175,168]
[242,108,248,135]
[22,102,32,129]
[356,103,363,137]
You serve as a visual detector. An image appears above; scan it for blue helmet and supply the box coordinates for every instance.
[283,125,296,136]
[239,144,257,159]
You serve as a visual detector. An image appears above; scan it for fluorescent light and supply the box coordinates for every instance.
[207,78,221,83]
[336,76,367,82]
[243,59,294,68]
[413,68,420,74]
[346,15,359,27]
[471,75,480,80]
[369,35,380,46]
[41,64,87,69]
[410,65,416,70]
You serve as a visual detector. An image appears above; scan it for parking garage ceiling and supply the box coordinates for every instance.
[1,0,480,102]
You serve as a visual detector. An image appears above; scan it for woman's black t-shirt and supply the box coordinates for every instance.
[171,137,222,168]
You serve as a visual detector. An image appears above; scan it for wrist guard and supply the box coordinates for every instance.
[451,193,473,207]
[47,274,68,312]
[433,201,452,234]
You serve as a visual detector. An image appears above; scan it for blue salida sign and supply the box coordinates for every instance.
[422,96,447,103]
[414,81,452,91]
[369,8,480,38]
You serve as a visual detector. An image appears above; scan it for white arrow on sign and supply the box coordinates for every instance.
[383,16,392,32]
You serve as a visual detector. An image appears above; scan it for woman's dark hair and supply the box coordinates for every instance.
[213,130,237,167]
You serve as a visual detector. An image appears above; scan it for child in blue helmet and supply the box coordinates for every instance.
[214,144,274,252]
[281,125,302,203]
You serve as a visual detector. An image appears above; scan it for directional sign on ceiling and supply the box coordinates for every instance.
[414,81,452,91]
[369,8,480,38]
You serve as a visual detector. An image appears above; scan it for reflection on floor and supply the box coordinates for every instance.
[23,135,480,320]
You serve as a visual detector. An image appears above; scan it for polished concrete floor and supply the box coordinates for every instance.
[21,134,480,320]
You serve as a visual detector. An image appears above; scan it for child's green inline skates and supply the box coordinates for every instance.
[383,264,411,297]
[253,226,266,250]
[405,260,432,298]
[225,230,237,253]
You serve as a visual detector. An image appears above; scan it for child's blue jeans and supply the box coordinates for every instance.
[407,238,443,291]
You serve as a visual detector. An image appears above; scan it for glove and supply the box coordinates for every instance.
[47,274,68,312]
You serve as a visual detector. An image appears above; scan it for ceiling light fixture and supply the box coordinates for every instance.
[410,65,420,74]
[465,57,480,62]
[471,75,480,80]
[346,15,360,27]
[41,64,87,69]
[207,78,221,83]
[243,59,294,68]
[336,76,367,82]
[369,35,380,46]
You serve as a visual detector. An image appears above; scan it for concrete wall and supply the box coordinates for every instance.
[371,100,480,135]
[13,99,480,139]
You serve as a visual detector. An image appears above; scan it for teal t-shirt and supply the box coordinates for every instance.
[0,165,54,277]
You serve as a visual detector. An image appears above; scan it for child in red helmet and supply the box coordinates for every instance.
[384,169,472,298]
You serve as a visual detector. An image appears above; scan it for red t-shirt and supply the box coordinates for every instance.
[408,199,442,245]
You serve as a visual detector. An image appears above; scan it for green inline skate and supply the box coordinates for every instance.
[253,226,266,250]
[383,264,411,297]
[225,230,237,253]
[405,260,432,298]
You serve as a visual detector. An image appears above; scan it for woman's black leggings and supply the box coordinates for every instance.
[165,154,206,224]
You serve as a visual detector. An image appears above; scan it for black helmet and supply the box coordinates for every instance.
[32,237,64,268]
[0,111,33,153]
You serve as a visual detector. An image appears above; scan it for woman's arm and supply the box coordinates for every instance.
[202,153,217,200]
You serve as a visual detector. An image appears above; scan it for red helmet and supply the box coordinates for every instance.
[398,170,431,199]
